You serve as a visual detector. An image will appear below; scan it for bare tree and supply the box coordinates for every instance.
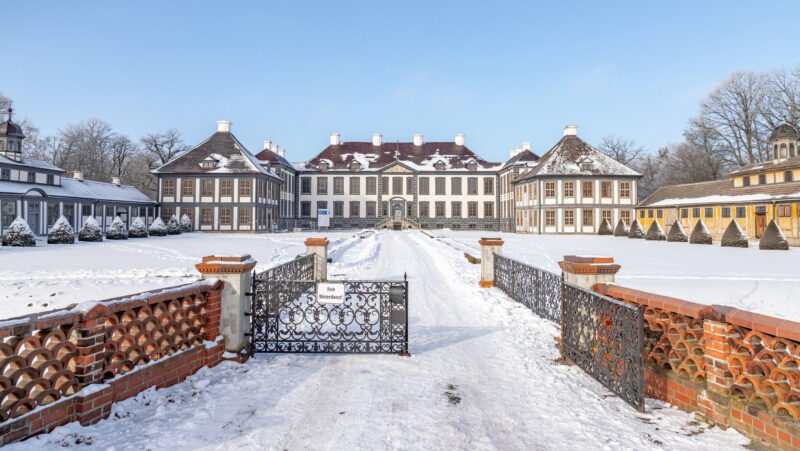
[57,118,114,179]
[597,135,645,165]
[141,128,189,168]
[109,134,138,178]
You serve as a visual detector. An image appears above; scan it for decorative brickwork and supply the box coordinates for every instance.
[594,282,800,450]
[0,279,225,445]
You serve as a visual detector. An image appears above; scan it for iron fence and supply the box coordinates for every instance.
[494,254,562,322]
[254,254,315,282]
[560,282,645,411]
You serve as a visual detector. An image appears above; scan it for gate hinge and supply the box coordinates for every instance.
[244,332,252,337]
[244,292,254,297]
[244,312,252,316]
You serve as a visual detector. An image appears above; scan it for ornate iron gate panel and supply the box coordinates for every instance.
[560,282,644,411]
[250,278,409,355]
[494,254,562,322]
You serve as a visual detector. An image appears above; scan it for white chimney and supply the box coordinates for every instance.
[216,120,232,133]
[263,140,272,151]
[413,134,423,146]
[372,134,382,146]
[330,133,341,146]
[112,176,121,185]
[522,141,531,151]
[563,125,578,136]
[277,149,285,157]
[73,171,83,180]
[270,143,279,152]
[454,134,465,146]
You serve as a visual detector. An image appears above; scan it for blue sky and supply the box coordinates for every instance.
[4,1,799,163]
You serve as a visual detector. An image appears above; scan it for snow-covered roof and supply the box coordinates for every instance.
[516,135,640,181]
[0,154,63,172]
[0,178,156,204]
[300,141,501,172]
[154,131,280,180]
[638,178,800,207]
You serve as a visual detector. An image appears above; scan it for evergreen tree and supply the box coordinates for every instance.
[2,217,36,247]
[47,216,75,244]
[106,216,128,240]
[78,217,103,242]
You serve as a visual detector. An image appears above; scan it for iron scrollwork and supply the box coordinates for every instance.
[494,254,562,323]
[560,283,645,411]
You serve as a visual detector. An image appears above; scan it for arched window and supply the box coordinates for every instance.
[774,144,779,159]
[0,140,5,151]
[791,143,796,158]
[780,143,788,158]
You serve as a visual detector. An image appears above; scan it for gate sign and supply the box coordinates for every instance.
[318,209,331,227]
[317,282,344,304]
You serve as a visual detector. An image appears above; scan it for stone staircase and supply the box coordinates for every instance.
[375,217,421,230]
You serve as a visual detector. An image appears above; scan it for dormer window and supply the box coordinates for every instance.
[579,158,593,171]
[350,161,361,172]
[201,157,216,169]
[466,161,477,171]
[434,161,446,171]
[319,161,329,171]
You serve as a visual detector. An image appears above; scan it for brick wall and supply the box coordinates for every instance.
[594,283,800,450]
[0,279,225,445]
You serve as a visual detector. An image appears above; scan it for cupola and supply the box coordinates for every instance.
[0,108,25,162]
[770,120,799,162]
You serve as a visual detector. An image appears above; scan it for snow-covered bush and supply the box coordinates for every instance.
[759,220,789,250]
[128,217,148,238]
[666,221,688,242]
[149,217,167,236]
[627,219,645,239]
[78,217,103,242]
[689,219,712,245]
[2,217,35,247]
[47,216,75,244]
[721,220,748,248]
[597,218,613,235]
[613,219,629,237]
[167,215,182,235]
[180,214,193,233]
[644,221,666,241]
[106,216,128,240]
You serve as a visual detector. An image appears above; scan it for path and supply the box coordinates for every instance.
[13,231,748,450]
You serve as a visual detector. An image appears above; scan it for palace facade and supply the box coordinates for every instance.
[0,110,157,236]
[637,122,800,245]
[513,126,641,234]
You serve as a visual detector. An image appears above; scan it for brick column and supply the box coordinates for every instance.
[479,237,504,288]
[558,255,620,290]
[195,255,257,353]
[305,238,329,280]
[697,305,736,427]
[74,304,111,387]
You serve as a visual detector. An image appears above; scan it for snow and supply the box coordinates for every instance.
[647,191,800,207]
[2,216,36,246]
[431,230,800,321]
[0,178,155,204]
[0,231,359,318]
[9,231,748,450]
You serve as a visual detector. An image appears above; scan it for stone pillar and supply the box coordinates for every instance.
[478,237,504,288]
[558,255,621,290]
[195,255,257,353]
[696,305,736,427]
[305,238,329,280]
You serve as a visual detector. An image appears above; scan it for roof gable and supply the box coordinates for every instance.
[154,132,269,175]
[517,135,640,181]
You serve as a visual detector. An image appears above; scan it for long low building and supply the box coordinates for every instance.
[637,122,800,245]
[0,110,157,236]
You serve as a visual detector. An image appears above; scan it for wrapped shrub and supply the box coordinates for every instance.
[166,215,182,235]
[613,219,629,237]
[721,220,748,248]
[597,218,613,235]
[689,219,712,245]
[148,217,167,237]
[759,220,789,250]
[628,219,645,239]
[644,221,666,241]
[78,217,103,242]
[667,221,688,242]
[129,217,149,238]
[180,214,193,233]
[2,217,36,247]
[47,216,75,244]
[106,216,128,240]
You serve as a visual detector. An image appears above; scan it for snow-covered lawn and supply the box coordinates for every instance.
[0,231,360,319]
[11,231,748,450]
[430,230,800,321]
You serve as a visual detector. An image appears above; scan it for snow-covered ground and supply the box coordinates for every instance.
[429,230,800,321]
[0,231,360,319]
[12,231,748,450]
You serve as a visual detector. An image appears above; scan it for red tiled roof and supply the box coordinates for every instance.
[303,142,501,171]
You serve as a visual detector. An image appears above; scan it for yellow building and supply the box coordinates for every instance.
[637,122,800,245]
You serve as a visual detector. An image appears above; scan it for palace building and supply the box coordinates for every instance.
[153,121,283,232]
[637,122,800,245]
[0,109,157,236]
[513,126,641,234]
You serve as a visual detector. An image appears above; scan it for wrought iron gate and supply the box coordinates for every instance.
[249,270,409,354]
